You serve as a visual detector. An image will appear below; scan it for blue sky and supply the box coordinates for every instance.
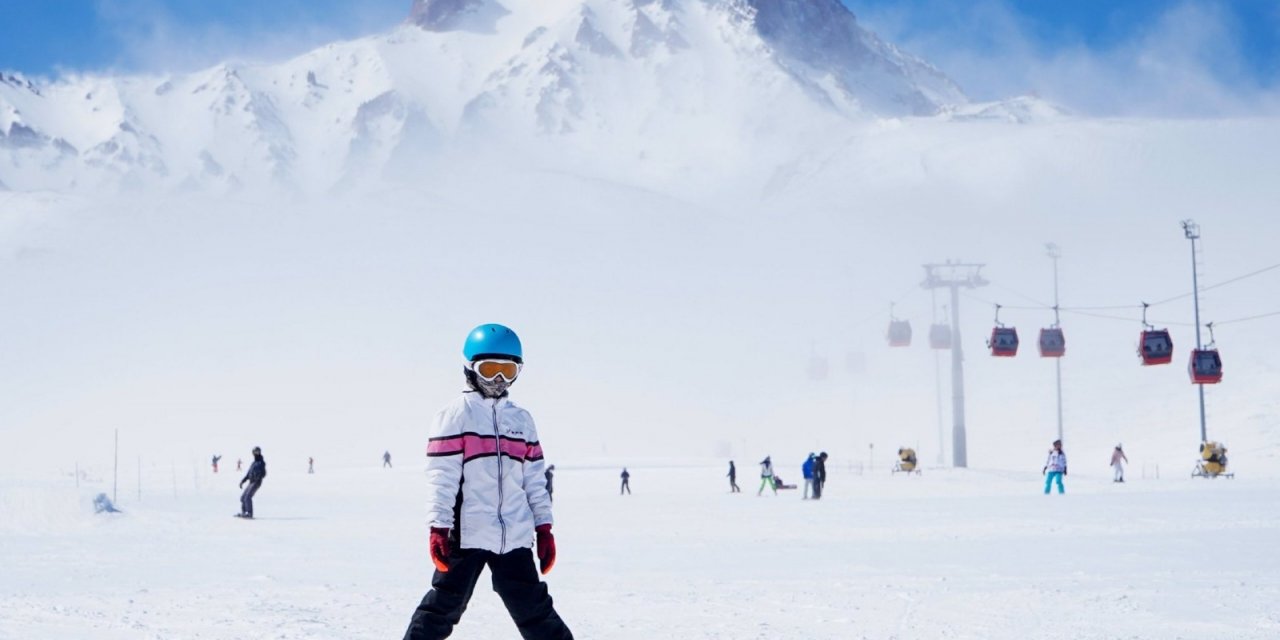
[0,0,408,75]
[1,0,1277,114]
[851,0,1279,82]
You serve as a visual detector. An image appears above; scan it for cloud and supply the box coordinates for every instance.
[89,0,406,74]
[856,0,1280,117]
[47,0,1279,117]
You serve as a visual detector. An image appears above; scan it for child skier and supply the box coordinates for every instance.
[1043,440,1067,494]
[403,324,572,640]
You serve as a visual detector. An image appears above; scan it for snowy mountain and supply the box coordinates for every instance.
[0,0,974,194]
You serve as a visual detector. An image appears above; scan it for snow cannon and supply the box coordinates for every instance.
[1193,442,1233,478]
[893,448,920,475]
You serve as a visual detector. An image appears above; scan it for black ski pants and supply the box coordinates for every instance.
[404,547,573,640]
[239,481,261,516]
[811,477,824,499]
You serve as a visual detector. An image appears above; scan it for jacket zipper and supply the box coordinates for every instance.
[492,401,507,553]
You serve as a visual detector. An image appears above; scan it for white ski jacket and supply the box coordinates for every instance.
[1045,450,1068,473]
[425,392,553,554]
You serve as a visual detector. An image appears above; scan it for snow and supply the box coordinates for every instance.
[0,0,976,194]
[2,462,1278,638]
[3,2,1280,636]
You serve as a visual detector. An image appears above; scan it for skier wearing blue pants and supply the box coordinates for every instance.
[1042,439,1067,494]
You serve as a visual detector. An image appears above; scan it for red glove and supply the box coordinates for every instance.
[535,524,556,575]
[429,527,451,573]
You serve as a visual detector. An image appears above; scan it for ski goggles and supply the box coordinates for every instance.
[470,359,522,381]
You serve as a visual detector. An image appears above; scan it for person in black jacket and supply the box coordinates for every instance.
[545,464,556,502]
[811,452,828,499]
[237,446,267,518]
[727,460,740,493]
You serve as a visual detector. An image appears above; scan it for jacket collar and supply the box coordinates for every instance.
[464,390,510,409]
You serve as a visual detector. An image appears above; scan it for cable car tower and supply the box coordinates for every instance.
[1183,220,1212,443]
[1045,243,1065,443]
[921,261,988,468]
[930,293,948,466]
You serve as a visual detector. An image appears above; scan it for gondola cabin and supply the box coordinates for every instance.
[807,354,829,381]
[887,320,912,347]
[929,324,951,349]
[1038,327,1066,358]
[989,327,1019,357]
[1138,330,1173,365]
[1188,349,1223,384]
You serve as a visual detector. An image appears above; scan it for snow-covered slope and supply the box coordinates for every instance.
[3,465,1279,639]
[0,0,972,194]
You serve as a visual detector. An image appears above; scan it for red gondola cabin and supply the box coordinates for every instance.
[1038,327,1065,358]
[929,324,951,350]
[887,320,912,347]
[989,327,1019,357]
[1139,330,1173,365]
[1188,349,1223,384]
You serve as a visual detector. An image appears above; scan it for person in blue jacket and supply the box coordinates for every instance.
[802,453,816,499]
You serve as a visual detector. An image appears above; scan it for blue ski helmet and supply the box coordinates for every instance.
[463,324,523,363]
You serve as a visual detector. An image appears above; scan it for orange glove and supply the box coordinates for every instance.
[429,527,451,573]
[535,524,556,575]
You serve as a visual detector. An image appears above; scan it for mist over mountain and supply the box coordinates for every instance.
[2,1,1277,476]
[0,0,996,195]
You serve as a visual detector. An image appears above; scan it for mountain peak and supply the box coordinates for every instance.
[0,0,983,194]
[742,0,965,115]
[407,0,484,31]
